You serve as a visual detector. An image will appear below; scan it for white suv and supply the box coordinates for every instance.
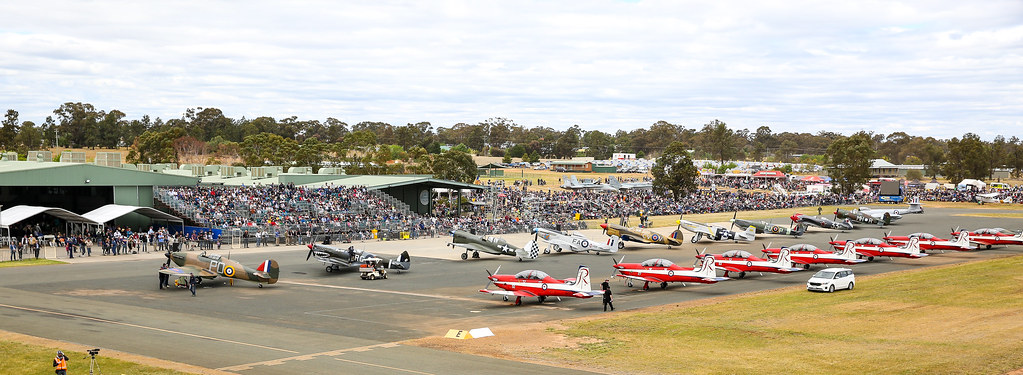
[806,267,855,292]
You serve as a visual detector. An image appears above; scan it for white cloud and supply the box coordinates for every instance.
[0,0,1020,140]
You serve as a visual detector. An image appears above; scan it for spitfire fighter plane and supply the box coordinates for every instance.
[678,215,757,243]
[835,208,900,226]
[533,227,621,254]
[598,223,684,249]
[305,242,410,273]
[479,265,604,305]
[162,251,279,288]
[790,213,854,231]
[730,214,807,237]
[448,230,540,261]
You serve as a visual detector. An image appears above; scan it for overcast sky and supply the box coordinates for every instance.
[1,1,1020,140]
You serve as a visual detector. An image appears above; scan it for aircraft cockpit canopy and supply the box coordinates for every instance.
[721,250,752,258]
[908,233,937,240]
[640,258,674,267]
[786,244,819,252]
[514,270,549,280]
[852,238,884,245]
[484,236,507,244]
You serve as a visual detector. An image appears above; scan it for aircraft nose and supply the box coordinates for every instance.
[307,244,313,249]
[599,224,608,229]
[488,276,497,281]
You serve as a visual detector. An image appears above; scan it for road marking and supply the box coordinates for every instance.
[278,280,482,302]
[0,303,298,354]
[218,342,400,371]
[334,357,435,374]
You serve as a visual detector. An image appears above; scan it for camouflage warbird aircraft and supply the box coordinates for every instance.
[161,251,279,288]
[448,230,540,261]
[730,213,807,237]
[305,242,411,273]
[598,223,684,249]
[835,208,898,226]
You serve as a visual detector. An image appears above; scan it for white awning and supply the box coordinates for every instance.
[0,205,99,227]
[81,204,182,224]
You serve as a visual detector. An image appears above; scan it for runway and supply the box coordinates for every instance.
[0,206,1019,374]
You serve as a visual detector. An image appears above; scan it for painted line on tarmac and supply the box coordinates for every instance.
[278,280,483,303]
[334,357,435,374]
[0,303,298,354]
[218,342,401,371]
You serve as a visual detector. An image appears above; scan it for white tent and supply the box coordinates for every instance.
[957,179,986,190]
[0,205,100,239]
[82,204,182,225]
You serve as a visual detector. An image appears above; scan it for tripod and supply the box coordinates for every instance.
[84,352,101,375]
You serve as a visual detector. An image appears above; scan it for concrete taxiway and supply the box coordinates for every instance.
[0,206,1020,374]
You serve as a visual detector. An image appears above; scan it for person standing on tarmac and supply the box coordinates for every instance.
[159,264,169,289]
[189,273,199,296]
[53,350,69,375]
[601,279,614,311]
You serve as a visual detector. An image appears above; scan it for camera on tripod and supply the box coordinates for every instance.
[87,348,100,356]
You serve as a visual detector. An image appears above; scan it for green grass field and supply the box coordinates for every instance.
[549,254,1023,375]
[0,342,192,375]
[0,259,65,268]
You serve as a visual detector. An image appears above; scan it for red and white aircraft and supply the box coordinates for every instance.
[762,243,867,269]
[611,255,729,290]
[828,237,899,252]
[479,265,603,306]
[883,232,975,252]
[849,236,928,260]
[694,249,804,278]
[950,227,1023,249]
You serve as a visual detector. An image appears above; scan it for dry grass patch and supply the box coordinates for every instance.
[410,255,1023,375]
[0,259,66,268]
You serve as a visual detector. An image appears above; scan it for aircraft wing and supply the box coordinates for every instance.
[544,237,575,251]
[717,265,744,273]
[969,239,996,246]
[789,258,812,265]
[450,242,501,255]
[614,274,665,283]
[478,289,538,298]
[571,290,604,298]
[161,265,217,278]
[312,254,353,267]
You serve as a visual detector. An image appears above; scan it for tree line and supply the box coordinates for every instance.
[1,103,1020,185]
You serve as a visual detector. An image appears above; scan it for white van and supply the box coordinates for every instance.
[806,267,855,292]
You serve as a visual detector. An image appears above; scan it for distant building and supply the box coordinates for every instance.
[612,153,636,160]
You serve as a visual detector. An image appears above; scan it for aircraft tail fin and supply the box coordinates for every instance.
[953,231,970,246]
[839,242,858,259]
[902,237,921,255]
[670,229,685,241]
[697,255,717,277]
[606,235,621,253]
[882,212,892,226]
[777,248,794,265]
[574,265,592,292]
[388,251,411,270]
[256,259,280,284]
[516,241,541,260]
[908,199,923,213]
[608,176,622,189]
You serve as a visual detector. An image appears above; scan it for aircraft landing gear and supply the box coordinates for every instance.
[738,271,746,279]
[660,282,668,289]
[258,284,263,288]
[460,252,468,260]
[538,296,546,303]
[643,282,650,290]
[627,280,634,288]
[503,296,509,301]
[326,266,333,273]
[543,247,551,254]
[867,256,875,261]
[472,251,480,259]
[514,296,522,306]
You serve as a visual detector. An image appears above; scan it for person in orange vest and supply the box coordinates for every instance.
[53,350,69,375]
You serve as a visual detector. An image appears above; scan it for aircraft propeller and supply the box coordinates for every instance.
[306,243,315,261]
[483,266,502,290]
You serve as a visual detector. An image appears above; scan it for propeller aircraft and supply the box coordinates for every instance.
[950,227,1023,249]
[533,227,621,254]
[789,213,854,231]
[883,232,975,252]
[730,213,807,237]
[834,208,899,226]
[598,223,684,249]
[695,248,804,278]
[611,255,729,290]
[478,265,604,305]
[305,242,410,273]
[828,237,900,253]
[761,243,867,269]
[848,236,928,260]
[161,251,279,288]
[678,215,757,243]
[448,230,540,261]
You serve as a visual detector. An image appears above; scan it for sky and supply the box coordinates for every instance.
[0,0,1021,140]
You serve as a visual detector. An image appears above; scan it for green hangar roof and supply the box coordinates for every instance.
[0,161,201,187]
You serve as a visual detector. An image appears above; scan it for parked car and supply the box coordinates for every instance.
[806,267,855,292]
